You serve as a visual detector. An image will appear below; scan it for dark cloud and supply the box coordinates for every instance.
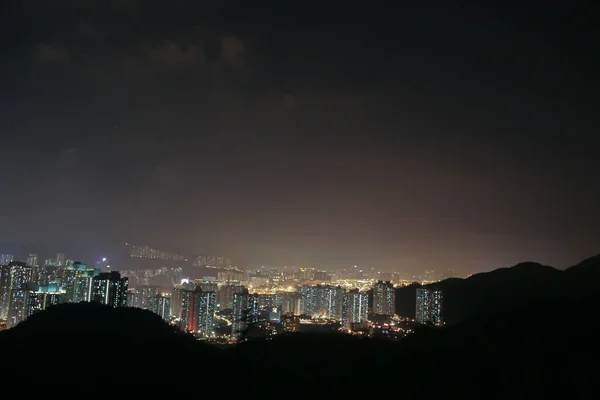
[0,0,599,271]
[34,44,71,63]
[221,36,245,66]
[58,147,79,160]
[146,41,204,68]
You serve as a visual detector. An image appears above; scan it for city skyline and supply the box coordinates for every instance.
[1,239,599,276]
[0,3,597,394]
[1,2,599,273]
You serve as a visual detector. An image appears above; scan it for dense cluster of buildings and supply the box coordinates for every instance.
[0,261,128,327]
[0,254,444,341]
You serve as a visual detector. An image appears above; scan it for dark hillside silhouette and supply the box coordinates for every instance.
[397,292,599,397]
[394,282,421,317]
[2,297,594,396]
[565,253,600,291]
[1,255,599,396]
[0,302,221,357]
[396,255,600,324]
[403,293,599,352]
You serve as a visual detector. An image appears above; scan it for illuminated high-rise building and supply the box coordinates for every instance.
[322,286,345,320]
[217,284,245,310]
[342,289,369,330]
[217,269,243,282]
[192,255,231,268]
[0,254,14,265]
[8,288,28,327]
[177,287,215,337]
[179,289,195,332]
[232,289,249,340]
[257,293,282,310]
[133,285,161,309]
[31,265,42,285]
[415,288,443,326]
[126,288,136,307]
[0,265,11,319]
[91,271,128,308]
[150,295,171,321]
[55,253,65,267]
[194,281,218,294]
[232,290,260,340]
[26,254,38,267]
[171,285,184,319]
[248,293,259,322]
[126,243,186,261]
[197,290,216,337]
[73,275,94,303]
[6,262,33,326]
[74,264,100,303]
[62,262,100,303]
[280,292,303,315]
[35,265,61,286]
[373,280,395,316]
[313,270,331,282]
[27,284,64,317]
[297,285,317,316]
[297,285,344,319]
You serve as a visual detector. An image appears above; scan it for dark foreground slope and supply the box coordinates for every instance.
[396,254,600,324]
[1,296,597,397]
[0,302,221,358]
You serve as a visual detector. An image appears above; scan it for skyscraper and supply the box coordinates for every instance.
[197,290,216,337]
[217,284,245,310]
[296,285,345,319]
[177,287,215,337]
[6,262,32,326]
[179,289,195,332]
[248,293,259,323]
[91,271,128,307]
[322,286,345,320]
[35,265,61,286]
[150,295,171,321]
[27,284,64,317]
[280,292,303,315]
[373,280,395,316]
[0,265,11,319]
[297,285,316,316]
[232,288,249,340]
[342,289,369,330]
[171,285,184,319]
[415,288,443,326]
[55,253,65,267]
[8,288,28,327]
[133,285,161,309]
[62,262,100,303]
[26,254,38,267]
[0,254,14,265]
[232,289,260,341]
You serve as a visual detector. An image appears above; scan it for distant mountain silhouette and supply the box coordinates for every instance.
[396,254,600,324]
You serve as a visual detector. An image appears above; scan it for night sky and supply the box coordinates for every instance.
[1,1,599,273]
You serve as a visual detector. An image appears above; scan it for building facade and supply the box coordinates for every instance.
[91,271,128,307]
[373,280,395,316]
[342,289,369,330]
[415,288,443,326]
